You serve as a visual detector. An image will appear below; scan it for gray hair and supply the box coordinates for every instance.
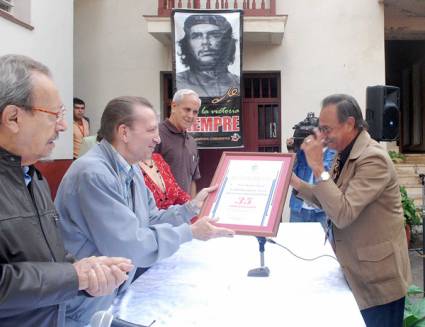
[0,54,51,119]
[172,89,201,105]
[98,96,153,143]
[321,94,368,131]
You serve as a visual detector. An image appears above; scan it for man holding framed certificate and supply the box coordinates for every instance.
[290,94,410,327]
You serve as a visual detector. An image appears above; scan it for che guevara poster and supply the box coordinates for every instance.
[172,9,243,148]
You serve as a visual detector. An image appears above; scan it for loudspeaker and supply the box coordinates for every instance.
[365,85,400,141]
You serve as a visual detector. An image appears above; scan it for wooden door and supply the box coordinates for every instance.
[401,59,425,153]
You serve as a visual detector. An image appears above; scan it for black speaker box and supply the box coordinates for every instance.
[365,85,400,141]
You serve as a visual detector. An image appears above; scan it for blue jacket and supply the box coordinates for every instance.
[55,140,195,326]
[289,148,336,213]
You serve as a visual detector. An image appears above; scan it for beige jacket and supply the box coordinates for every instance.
[298,131,411,310]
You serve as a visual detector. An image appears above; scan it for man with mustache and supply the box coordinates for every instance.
[156,89,201,196]
[291,94,411,326]
[0,54,133,327]
[176,14,239,97]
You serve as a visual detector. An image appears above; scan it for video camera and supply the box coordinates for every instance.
[288,112,319,152]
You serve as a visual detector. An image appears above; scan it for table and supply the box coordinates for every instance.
[111,223,365,326]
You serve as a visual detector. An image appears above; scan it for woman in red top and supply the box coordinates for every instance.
[139,153,191,209]
[135,153,193,282]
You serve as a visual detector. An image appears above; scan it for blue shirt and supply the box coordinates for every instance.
[289,148,336,213]
[111,147,135,210]
[22,166,31,186]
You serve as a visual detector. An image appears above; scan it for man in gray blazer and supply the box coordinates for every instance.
[291,94,411,327]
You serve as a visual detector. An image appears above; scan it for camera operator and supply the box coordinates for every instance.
[286,113,336,228]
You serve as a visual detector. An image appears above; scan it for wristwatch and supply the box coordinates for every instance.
[316,171,330,183]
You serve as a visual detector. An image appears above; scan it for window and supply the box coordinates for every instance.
[0,0,13,13]
[0,0,32,30]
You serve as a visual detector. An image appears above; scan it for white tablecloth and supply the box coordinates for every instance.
[111,223,365,326]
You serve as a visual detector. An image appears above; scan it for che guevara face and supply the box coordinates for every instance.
[188,23,225,68]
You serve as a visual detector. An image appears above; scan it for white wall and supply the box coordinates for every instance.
[247,0,385,143]
[0,0,74,159]
[74,0,164,134]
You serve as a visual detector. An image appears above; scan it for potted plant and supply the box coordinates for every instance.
[389,150,406,163]
[404,285,425,327]
[400,185,421,245]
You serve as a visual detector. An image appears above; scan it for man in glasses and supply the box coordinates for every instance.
[0,54,133,327]
[291,94,411,327]
[286,112,336,229]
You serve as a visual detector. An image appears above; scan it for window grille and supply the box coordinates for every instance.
[0,0,13,13]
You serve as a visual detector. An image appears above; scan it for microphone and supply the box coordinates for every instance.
[90,311,113,327]
[111,317,151,327]
[90,310,151,327]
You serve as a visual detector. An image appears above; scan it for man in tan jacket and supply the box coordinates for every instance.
[291,94,411,327]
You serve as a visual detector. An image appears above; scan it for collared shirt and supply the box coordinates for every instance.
[22,166,31,186]
[156,119,200,194]
[110,146,135,211]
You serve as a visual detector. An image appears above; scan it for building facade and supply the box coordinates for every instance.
[2,0,424,201]
[73,0,389,187]
[0,0,74,160]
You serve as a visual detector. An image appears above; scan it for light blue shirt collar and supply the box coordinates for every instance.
[112,147,135,179]
[22,166,31,186]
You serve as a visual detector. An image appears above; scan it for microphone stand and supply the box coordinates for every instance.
[247,237,270,277]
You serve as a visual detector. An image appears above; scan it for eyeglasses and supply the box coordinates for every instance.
[32,105,66,122]
[318,126,333,134]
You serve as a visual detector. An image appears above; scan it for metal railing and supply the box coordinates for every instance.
[157,0,276,16]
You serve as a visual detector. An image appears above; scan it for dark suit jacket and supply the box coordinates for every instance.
[0,148,79,327]
[298,131,411,309]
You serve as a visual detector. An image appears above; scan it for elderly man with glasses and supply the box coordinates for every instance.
[0,54,133,327]
[291,94,411,327]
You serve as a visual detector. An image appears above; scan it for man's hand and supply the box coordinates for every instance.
[300,129,325,177]
[191,216,235,241]
[73,256,134,296]
[189,184,219,212]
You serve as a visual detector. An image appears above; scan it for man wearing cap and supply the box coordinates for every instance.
[176,14,239,97]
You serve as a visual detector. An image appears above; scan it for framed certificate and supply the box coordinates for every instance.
[200,152,295,237]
